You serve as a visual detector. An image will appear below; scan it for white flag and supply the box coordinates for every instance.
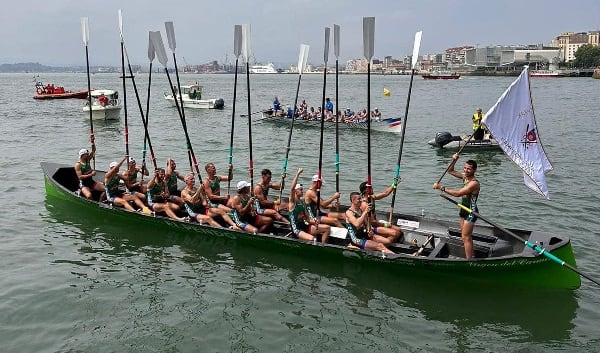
[482,66,553,199]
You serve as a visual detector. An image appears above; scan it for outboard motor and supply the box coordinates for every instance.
[434,131,454,147]
[214,98,225,109]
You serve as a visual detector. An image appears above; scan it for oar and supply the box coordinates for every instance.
[277,44,310,203]
[81,17,95,169]
[316,27,330,215]
[440,194,600,286]
[142,32,159,175]
[363,17,375,226]
[151,31,205,187]
[227,25,242,198]
[334,24,340,199]
[242,24,255,192]
[388,31,422,223]
[435,133,474,185]
[118,10,129,161]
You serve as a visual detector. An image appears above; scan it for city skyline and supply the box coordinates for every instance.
[2,0,599,67]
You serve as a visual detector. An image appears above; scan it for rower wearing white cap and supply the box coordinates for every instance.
[288,168,331,243]
[74,145,105,200]
[230,180,272,234]
[371,107,381,121]
[121,156,148,201]
[105,157,150,214]
[304,174,343,228]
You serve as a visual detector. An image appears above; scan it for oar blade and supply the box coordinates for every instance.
[333,24,340,59]
[323,27,331,64]
[147,32,156,62]
[298,44,310,74]
[362,17,375,60]
[150,31,169,67]
[81,17,89,45]
[411,31,423,69]
[118,9,124,39]
[233,25,242,58]
[242,24,252,62]
[165,21,176,52]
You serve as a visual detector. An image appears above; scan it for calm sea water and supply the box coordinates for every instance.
[1,72,599,352]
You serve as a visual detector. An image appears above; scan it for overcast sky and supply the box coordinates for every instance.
[2,0,599,67]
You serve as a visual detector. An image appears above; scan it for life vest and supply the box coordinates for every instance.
[472,112,484,130]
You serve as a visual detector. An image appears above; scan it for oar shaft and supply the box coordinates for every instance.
[435,133,475,184]
[440,194,600,286]
[245,61,254,192]
[228,58,239,196]
[84,45,95,170]
[120,41,129,159]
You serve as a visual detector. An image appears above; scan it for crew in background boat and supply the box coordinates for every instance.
[472,108,485,140]
[325,97,333,113]
[432,153,480,259]
[371,107,381,121]
[287,168,331,243]
[74,145,105,200]
[273,97,281,114]
[104,157,150,214]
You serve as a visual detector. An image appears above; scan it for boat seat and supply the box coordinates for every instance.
[448,227,498,243]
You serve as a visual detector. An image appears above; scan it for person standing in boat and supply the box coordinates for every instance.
[181,173,239,229]
[98,93,109,106]
[273,97,281,114]
[345,192,394,254]
[74,146,105,200]
[104,157,150,214]
[288,168,331,243]
[253,169,289,225]
[325,97,334,113]
[433,153,480,259]
[472,108,485,140]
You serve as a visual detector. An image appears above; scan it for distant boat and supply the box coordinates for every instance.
[530,70,562,78]
[421,71,460,80]
[164,83,225,109]
[428,132,500,151]
[250,63,279,74]
[82,89,121,120]
[34,79,89,100]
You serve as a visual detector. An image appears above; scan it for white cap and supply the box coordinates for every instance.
[237,180,251,191]
[109,161,118,169]
[294,183,303,190]
[79,148,89,156]
[128,157,136,163]
[312,174,325,184]
[374,107,378,110]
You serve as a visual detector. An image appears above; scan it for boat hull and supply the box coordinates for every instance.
[422,74,460,80]
[82,105,121,120]
[42,162,581,289]
[428,132,500,150]
[164,96,225,109]
[260,111,403,133]
[34,90,89,100]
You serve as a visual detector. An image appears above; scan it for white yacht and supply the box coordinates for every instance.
[250,63,279,74]
[164,84,225,109]
[82,89,121,120]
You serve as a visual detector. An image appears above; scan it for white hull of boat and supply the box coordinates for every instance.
[82,105,122,120]
[164,95,224,109]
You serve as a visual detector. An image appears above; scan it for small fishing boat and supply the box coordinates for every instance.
[164,83,225,109]
[428,131,500,150]
[41,161,581,289]
[260,109,403,133]
[34,79,89,100]
[82,89,122,120]
[421,71,460,80]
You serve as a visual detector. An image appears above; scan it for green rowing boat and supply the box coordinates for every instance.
[42,162,581,289]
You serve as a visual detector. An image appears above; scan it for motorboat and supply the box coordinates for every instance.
[421,71,460,80]
[530,70,562,78]
[428,131,500,151]
[82,89,121,120]
[164,84,225,109]
[34,79,89,100]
